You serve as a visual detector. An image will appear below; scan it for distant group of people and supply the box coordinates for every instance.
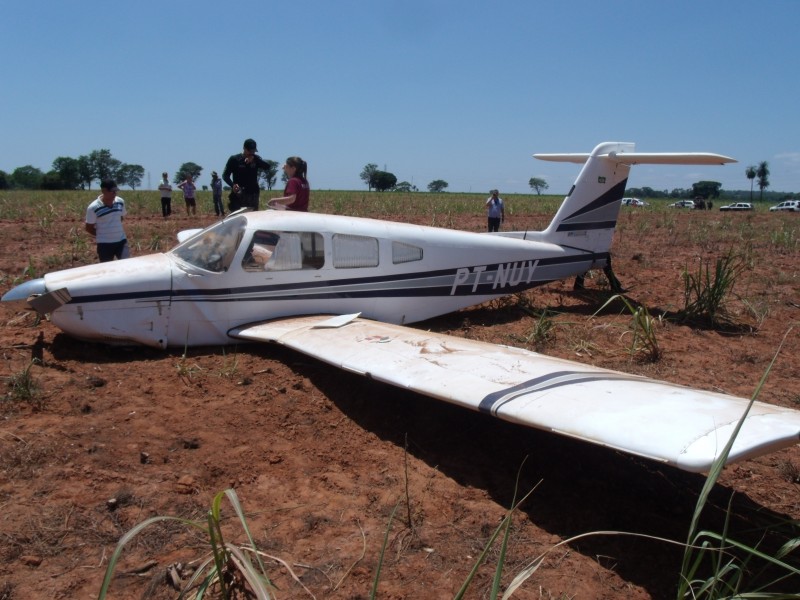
[86,138,310,262]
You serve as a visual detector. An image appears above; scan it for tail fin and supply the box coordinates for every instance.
[534,141,735,252]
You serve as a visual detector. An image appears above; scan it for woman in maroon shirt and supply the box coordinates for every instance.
[269,156,309,211]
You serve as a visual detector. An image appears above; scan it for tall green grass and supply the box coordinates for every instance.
[678,252,746,328]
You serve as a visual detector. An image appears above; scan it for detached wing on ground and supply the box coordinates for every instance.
[230,315,800,473]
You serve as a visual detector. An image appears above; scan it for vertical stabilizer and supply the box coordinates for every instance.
[536,142,634,253]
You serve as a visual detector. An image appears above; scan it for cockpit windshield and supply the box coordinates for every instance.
[170,217,247,272]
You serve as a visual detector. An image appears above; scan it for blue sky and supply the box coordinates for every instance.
[2,0,799,195]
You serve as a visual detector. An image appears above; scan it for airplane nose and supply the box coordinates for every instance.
[1,278,47,302]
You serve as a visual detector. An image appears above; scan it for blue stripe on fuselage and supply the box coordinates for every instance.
[64,251,607,305]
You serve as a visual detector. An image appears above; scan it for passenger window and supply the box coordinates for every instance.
[243,231,325,272]
[298,232,325,269]
[392,241,423,264]
[333,234,379,268]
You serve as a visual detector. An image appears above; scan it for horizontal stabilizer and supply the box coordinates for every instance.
[534,151,736,165]
[232,315,799,474]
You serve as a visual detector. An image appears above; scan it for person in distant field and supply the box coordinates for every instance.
[210,171,224,217]
[223,138,272,211]
[268,157,310,212]
[177,173,197,216]
[158,171,172,218]
[85,179,129,262]
[486,189,505,232]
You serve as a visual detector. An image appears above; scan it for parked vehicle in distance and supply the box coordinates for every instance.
[621,197,648,206]
[769,200,800,212]
[668,200,695,209]
[719,202,753,212]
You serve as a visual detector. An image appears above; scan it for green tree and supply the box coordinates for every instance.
[528,177,549,195]
[258,160,280,190]
[756,161,769,201]
[88,149,121,183]
[373,170,397,192]
[11,165,44,189]
[117,164,145,190]
[0,170,9,190]
[360,163,379,191]
[41,171,66,190]
[690,181,722,199]
[745,165,757,202]
[427,179,448,193]
[51,156,83,189]
[175,162,203,183]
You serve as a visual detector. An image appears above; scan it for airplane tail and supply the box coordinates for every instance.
[532,141,735,253]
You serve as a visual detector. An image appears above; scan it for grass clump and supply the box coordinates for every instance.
[678,251,746,328]
[4,361,40,407]
[513,306,557,350]
[98,488,302,599]
[596,295,662,362]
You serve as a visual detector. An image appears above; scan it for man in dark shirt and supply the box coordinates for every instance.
[222,138,272,211]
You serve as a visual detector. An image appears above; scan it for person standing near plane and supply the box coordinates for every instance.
[177,173,197,217]
[223,138,272,211]
[85,179,129,262]
[158,171,172,218]
[268,157,310,211]
[486,189,505,232]
[210,171,224,217]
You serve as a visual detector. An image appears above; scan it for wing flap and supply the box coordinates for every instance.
[231,316,800,473]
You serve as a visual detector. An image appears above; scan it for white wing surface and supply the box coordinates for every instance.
[230,315,800,473]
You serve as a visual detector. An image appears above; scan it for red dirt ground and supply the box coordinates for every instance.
[0,207,798,599]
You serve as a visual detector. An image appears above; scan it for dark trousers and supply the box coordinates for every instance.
[229,190,260,212]
[161,197,171,217]
[97,239,129,262]
[488,217,501,232]
[213,194,224,216]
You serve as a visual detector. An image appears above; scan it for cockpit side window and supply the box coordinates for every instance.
[170,217,246,273]
[332,234,379,268]
[243,231,325,272]
[243,231,280,271]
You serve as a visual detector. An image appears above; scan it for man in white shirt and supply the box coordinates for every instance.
[85,179,129,262]
[486,189,505,232]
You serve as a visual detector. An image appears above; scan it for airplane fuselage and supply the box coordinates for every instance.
[39,211,608,347]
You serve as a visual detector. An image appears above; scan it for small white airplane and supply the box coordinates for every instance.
[4,141,800,474]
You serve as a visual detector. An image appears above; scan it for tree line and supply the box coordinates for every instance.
[0,149,147,191]
[0,148,291,193]
[3,152,784,199]
[359,163,554,195]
